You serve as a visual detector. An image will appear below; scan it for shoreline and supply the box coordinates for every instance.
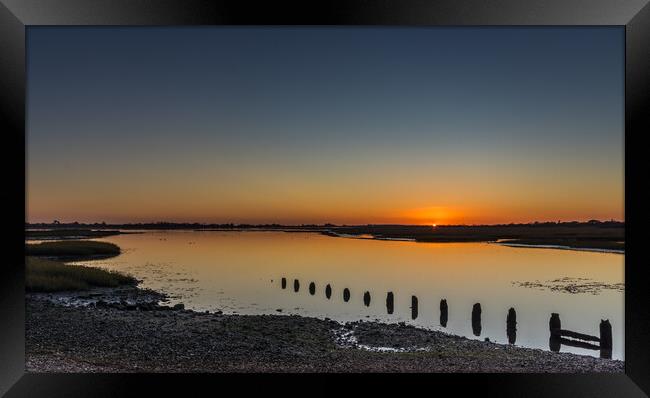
[491,242,624,254]
[26,286,624,373]
[182,228,626,254]
[25,226,625,254]
[199,228,624,254]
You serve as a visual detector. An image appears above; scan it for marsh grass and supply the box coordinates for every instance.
[26,240,120,257]
[26,257,137,292]
[26,229,122,239]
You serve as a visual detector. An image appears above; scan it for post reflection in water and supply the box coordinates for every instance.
[294,279,300,292]
[309,282,316,295]
[472,303,482,336]
[281,277,286,289]
[325,284,332,299]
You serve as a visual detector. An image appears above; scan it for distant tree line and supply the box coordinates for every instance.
[25,219,623,230]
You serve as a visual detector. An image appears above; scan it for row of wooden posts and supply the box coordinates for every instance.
[281,277,512,339]
[281,277,614,358]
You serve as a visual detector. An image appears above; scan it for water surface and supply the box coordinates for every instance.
[76,230,624,359]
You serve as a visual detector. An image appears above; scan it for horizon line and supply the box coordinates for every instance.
[25,219,625,228]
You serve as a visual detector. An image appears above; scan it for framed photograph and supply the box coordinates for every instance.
[1,0,649,396]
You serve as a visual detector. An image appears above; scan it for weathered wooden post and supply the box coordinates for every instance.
[549,313,561,352]
[294,279,300,292]
[549,313,561,336]
[411,296,418,320]
[506,307,517,344]
[343,288,350,302]
[599,319,612,348]
[600,319,612,359]
[440,299,448,327]
[281,277,287,289]
[309,282,316,295]
[386,292,394,314]
[363,291,371,307]
[325,284,332,299]
[472,303,482,336]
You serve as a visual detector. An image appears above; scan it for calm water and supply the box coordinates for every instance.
[74,230,624,359]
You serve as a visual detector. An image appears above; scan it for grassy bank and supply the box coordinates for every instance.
[26,240,121,257]
[26,257,137,292]
[26,229,123,240]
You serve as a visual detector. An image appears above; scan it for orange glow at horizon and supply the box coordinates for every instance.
[26,144,624,226]
[398,206,465,226]
[26,200,624,226]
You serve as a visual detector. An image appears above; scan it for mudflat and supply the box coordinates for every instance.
[26,290,623,373]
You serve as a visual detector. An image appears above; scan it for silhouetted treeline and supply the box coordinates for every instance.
[25,221,331,230]
[26,220,623,231]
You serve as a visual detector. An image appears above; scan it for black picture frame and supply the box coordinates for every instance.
[1,0,649,396]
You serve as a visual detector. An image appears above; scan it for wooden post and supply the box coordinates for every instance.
[386,292,394,314]
[281,277,286,289]
[506,307,517,344]
[439,299,448,327]
[549,313,561,337]
[325,284,332,299]
[363,291,371,307]
[411,296,418,320]
[309,282,316,295]
[472,303,482,336]
[343,288,350,302]
[600,319,612,351]
[549,313,561,352]
[294,279,300,292]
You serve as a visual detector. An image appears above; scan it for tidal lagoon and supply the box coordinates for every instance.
[71,230,624,360]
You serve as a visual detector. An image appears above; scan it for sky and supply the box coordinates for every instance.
[26,27,624,225]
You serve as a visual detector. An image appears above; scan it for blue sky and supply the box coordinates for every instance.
[26,27,624,224]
